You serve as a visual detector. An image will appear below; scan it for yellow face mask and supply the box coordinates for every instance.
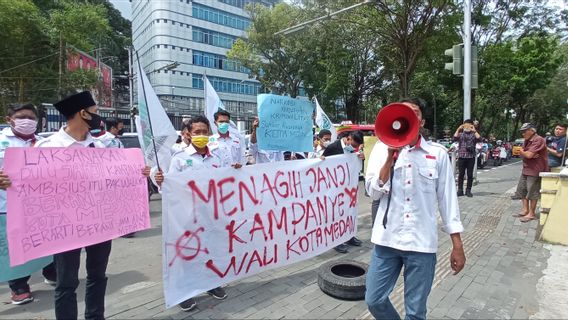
[192,135,209,149]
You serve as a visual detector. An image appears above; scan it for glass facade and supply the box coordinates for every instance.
[192,74,261,96]
[192,3,251,30]
[192,50,249,73]
[192,27,237,49]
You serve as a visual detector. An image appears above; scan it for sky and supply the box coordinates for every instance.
[110,0,131,20]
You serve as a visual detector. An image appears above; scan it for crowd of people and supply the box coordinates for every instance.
[1,90,564,320]
[451,118,567,223]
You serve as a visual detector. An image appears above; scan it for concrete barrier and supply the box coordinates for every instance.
[539,168,568,245]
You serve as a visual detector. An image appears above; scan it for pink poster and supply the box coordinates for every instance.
[3,147,150,266]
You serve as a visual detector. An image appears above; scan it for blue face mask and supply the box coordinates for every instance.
[218,122,230,134]
[344,145,355,153]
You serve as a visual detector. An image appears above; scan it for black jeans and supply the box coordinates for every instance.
[457,157,475,192]
[54,240,112,320]
[8,262,56,293]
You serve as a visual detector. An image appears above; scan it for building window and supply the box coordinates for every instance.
[192,3,250,30]
[192,50,249,73]
[192,74,260,96]
[192,27,237,49]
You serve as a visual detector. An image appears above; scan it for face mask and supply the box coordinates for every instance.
[117,129,125,136]
[12,118,37,136]
[217,122,230,134]
[83,110,102,130]
[322,141,331,148]
[344,145,355,153]
[192,135,209,149]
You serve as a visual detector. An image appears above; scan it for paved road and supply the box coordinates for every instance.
[0,158,559,319]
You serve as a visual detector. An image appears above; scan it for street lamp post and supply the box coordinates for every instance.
[463,0,472,121]
[126,46,134,132]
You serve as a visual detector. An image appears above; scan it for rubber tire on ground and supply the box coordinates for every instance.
[317,259,368,300]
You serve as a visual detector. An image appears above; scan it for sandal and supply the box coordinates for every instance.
[520,216,537,222]
[512,213,527,218]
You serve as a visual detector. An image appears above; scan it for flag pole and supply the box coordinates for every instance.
[135,50,161,170]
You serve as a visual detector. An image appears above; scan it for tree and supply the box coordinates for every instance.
[0,0,127,116]
[477,33,562,138]
[363,0,453,98]
[228,3,315,98]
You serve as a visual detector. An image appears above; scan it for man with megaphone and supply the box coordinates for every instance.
[364,98,465,320]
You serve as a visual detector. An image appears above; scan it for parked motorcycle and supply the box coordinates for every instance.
[476,143,488,169]
[491,146,503,166]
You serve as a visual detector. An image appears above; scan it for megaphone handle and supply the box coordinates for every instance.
[382,163,396,229]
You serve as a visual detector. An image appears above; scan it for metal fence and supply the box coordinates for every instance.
[41,105,255,133]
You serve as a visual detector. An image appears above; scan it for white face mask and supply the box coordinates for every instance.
[322,141,331,148]
[12,118,37,136]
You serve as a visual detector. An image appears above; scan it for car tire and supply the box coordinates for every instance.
[317,260,368,300]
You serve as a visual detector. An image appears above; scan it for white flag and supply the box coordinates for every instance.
[314,97,337,141]
[136,54,178,172]
[203,75,226,135]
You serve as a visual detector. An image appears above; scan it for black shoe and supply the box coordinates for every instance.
[457,190,464,197]
[347,237,362,246]
[466,191,473,197]
[207,287,227,300]
[334,244,349,254]
[179,298,196,311]
[121,232,135,238]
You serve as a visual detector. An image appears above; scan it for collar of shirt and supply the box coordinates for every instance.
[57,126,98,147]
[185,143,212,158]
[1,127,38,143]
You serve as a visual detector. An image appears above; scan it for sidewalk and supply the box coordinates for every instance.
[0,160,562,319]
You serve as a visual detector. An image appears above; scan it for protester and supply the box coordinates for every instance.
[322,131,365,253]
[546,123,567,168]
[453,119,481,197]
[249,117,284,163]
[90,120,106,138]
[17,91,148,319]
[308,129,332,159]
[513,123,549,222]
[172,126,191,153]
[364,98,465,320]
[154,115,237,312]
[96,117,124,148]
[209,110,246,166]
[0,103,56,305]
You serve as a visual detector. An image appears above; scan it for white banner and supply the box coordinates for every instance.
[136,54,178,172]
[315,97,338,141]
[162,154,361,307]
[204,75,226,135]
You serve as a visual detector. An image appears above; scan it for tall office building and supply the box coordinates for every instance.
[132,0,279,128]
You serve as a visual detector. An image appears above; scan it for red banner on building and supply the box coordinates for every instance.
[67,49,113,108]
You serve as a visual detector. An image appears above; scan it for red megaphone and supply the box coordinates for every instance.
[374,103,420,147]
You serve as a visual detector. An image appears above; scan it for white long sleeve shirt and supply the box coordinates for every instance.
[365,136,463,253]
[96,131,123,148]
[168,144,231,173]
[249,142,284,164]
[209,133,246,166]
[0,128,42,213]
